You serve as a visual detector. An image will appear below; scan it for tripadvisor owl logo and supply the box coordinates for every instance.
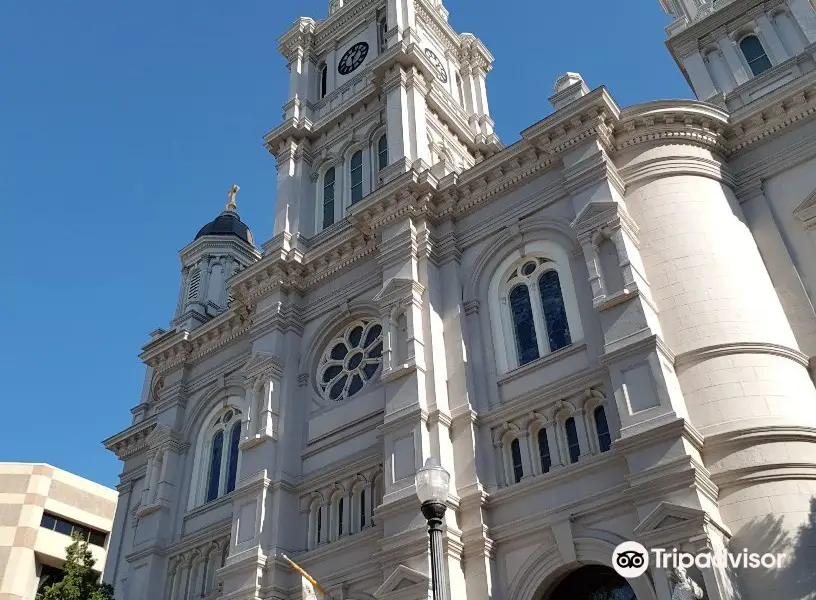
[612,541,650,578]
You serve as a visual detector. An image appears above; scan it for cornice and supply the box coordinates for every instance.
[313,0,380,55]
[139,306,252,373]
[104,418,158,461]
[413,0,461,56]
[666,0,774,49]
[673,341,810,370]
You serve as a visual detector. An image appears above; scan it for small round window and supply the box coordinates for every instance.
[318,319,384,401]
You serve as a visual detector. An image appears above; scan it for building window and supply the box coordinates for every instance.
[205,408,242,503]
[537,428,551,474]
[359,488,367,529]
[322,167,336,229]
[539,270,572,351]
[337,497,344,538]
[317,319,383,401]
[350,150,363,204]
[316,506,322,544]
[595,406,611,452]
[505,257,573,368]
[40,512,107,547]
[320,64,328,98]
[378,17,388,53]
[740,35,772,76]
[510,438,524,483]
[456,73,465,107]
[377,135,388,171]
[565,417,580,464]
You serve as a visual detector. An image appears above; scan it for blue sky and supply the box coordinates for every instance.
[0,0,691,489]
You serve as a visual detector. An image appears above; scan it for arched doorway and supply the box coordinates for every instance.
[545,565,636,600]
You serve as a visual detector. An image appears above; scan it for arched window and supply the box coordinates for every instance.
[510,438,523,483]
[740,34,772,76]
[204,408,242,503]
[337,497,344,538]
[316,506,322,544]
[504,257,573,367]
[350,150,364,204]
[320,64,328,98]
[537,428,551,474]
[595,406,611,452]
[322,167,335,230]
[377,135,388,171]
[317,319,383,402]
[565,417,580,464]
[359,488,367,529]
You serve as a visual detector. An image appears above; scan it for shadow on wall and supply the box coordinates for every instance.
[727,496,816,599]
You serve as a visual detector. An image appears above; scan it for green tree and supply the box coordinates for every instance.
[37,534,115,600]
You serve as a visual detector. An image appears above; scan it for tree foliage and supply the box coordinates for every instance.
[37,534,115,600]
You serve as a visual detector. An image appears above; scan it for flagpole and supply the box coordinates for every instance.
[282,554,330,597]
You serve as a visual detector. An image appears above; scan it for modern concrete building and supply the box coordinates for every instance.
[103,0,816,599]
[0,463,117,600]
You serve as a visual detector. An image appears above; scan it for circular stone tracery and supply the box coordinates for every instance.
[318,320,384,401]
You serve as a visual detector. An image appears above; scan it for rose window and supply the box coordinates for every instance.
[318,320,384,401]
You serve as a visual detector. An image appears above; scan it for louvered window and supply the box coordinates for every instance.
[187,269,201,300]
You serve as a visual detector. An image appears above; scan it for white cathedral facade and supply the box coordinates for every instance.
[103,0,816,599]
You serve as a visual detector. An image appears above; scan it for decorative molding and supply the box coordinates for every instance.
[673,341,810,370]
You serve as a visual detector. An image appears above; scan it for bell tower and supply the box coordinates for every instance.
[661,0,816,110]
[266,0,502,243]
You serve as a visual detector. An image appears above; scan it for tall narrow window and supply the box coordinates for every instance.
[595,406,611,453]
[539,270,572,352]
[509,285,540,366]
[510,439,524,483]
[740,35,772,76]
[538,428,551,474]
[206,431,223,502]
[456,73,465,107]
[377,135,388,171]
[316,507,322,544]
[360,489,366,529]
[187,269,201,301]
[225,422,241,494]
[320,64,328,98]
[565,418,580,464]
[378,17,388,53]
[323,167,336,229]
[350,150,363,204]
[337,498,344,538]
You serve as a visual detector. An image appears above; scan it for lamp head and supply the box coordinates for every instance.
[415,457,450,504]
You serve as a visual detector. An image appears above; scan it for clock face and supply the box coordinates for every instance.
[424,48,448,83]
[338,42,369,75]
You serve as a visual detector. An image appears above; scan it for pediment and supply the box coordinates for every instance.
[241,351,284,380]
[633,502,706,537]
[373,277,425,308]
[794,189,816,228]
[373,565,428,599]
[570,200,620,234]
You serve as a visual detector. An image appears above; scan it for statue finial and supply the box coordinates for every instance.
[226,184,240,211]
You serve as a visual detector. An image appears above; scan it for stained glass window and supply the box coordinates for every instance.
[226,422,241,494]
[509,285,540,366]
[318,320,384,401]
[207,431,224,502]
[539,270,572,352]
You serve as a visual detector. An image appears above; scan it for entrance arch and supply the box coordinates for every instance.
[543,565,636,600]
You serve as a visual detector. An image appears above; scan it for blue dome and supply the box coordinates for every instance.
[195,211,254,246]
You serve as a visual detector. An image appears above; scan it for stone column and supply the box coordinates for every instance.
[789,0,816,43]
[545,422,563,470]
[572,410,592,459]
[718,37,751,85]
[680,51,718,100]
[756,13,789,63]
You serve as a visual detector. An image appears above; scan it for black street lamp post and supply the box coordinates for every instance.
[415,457,451,600]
